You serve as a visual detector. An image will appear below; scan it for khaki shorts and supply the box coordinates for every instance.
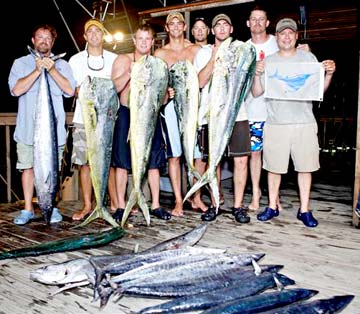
[16,142,65,171]
[263,123,320,174]
[71,124,88,166]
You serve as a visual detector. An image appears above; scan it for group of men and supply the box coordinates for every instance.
[9,5,336,228]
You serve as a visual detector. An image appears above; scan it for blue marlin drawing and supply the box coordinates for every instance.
[269,69,315,92]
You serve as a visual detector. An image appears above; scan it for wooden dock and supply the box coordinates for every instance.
[0,177,359,314]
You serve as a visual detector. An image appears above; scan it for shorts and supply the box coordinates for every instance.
[195,120,251,160]
[112,105,166,170]
[16,142,65,171]
[71,123,87,166]
[160,100,182,158]
[249,121,265,152]
[263,123,320,174]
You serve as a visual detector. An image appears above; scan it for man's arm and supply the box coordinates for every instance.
[251,60,265,97]
[198,45,217,88]
[322,59,336,92]
[111,54,131,93]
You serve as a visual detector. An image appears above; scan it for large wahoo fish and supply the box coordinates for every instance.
[29,46,66,223]
[184,38,256,211]
[169,60,201,185]
[77,76,119,227]
[122,55,168,227]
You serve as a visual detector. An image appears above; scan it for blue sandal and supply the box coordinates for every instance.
[151,207,171,220]
[14,210,34,225]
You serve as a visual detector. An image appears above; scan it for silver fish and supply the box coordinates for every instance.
[29,46,64,223]
[77,76,119,227]
[184,38,256,211]
[169,60,201,185]
[200,288,318,314]
[258,294,355,314]
[138,272,295,314]
[122,55,168,227]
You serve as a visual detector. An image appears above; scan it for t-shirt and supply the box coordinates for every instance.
[69,49,117,124]
[245,34,278,122]
[264,49,318,125]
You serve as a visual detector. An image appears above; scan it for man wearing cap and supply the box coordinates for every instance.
[154,12,201,217]
[252,17,336,227]
[69,18,118,221]
[192,13,252,224]
[244,6,309,213]
[191,17,210,46]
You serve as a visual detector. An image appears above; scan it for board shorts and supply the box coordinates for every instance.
[112,105,166,170]
[249,121,265,152]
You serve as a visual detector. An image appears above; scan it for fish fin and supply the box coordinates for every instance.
[76,206,119,228]
[273,273,285,291]
[138,192,150,226]
[252,258,262,276]
[183,170,212,202]
[209,176,220,212]
[122,190,137,227]
[49,281,89,296]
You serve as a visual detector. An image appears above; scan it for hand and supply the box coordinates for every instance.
[42,57,55,73]
[254,60,265,76]
[296,43,310,52]
[322,59,336,75]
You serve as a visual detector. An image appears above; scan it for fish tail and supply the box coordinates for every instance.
[121,190,137,227]
[209,176,220,212]
[138,192,150,226]
[183,170,212,202]
[76,206,119,228]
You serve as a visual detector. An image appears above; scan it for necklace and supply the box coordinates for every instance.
[87,51,104,71]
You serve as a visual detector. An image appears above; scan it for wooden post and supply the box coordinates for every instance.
[353,52,360,228]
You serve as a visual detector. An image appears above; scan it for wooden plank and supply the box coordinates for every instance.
[138,0,255,17]
[5,125,11,203]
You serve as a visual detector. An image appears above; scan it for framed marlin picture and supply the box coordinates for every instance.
[264,62,325,101]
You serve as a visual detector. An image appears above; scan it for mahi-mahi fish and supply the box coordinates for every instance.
[183,38,256,211]
[77,76,119,227]
[28,46,66,223]
[122,55,168,227]
[169,60,201,185]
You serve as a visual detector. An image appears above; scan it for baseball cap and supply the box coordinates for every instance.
[166,12,185,24]
[212,13,232,28]
[193,17,209,27]
[275,18,298,33]
[84,19,105,33]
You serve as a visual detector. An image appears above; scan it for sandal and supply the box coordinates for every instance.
[112,208,125,223]
[14,210,35,225]
[50,207,63,224]
[151,207,171,220]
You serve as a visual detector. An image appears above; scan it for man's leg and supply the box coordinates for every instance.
[22,168,34,212]
[115,168,128,210]
[268,171,281,210]
[191,158,208,212]
[72,165,92,220]
[168,156,183,216]
[233,156,248,208]
[148,168,161,210]
[248,150,262,210]
[108,166,118,213]
[298,172,311,213]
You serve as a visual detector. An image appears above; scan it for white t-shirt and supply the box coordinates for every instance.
[69,49,117,124]
[245,34,279,122]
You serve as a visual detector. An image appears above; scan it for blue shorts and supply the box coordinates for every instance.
[160,100,182,158]
[249,121,265,152]
[111,105,166,170]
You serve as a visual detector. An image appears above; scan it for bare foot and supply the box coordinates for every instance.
[248,190,262,211]
[190,198,208,212]
[171,201,184,217]
[72,207,92,221]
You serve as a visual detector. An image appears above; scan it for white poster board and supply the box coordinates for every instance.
[264,62,325,101]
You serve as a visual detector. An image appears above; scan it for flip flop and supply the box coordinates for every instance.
[151,207,171,220]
